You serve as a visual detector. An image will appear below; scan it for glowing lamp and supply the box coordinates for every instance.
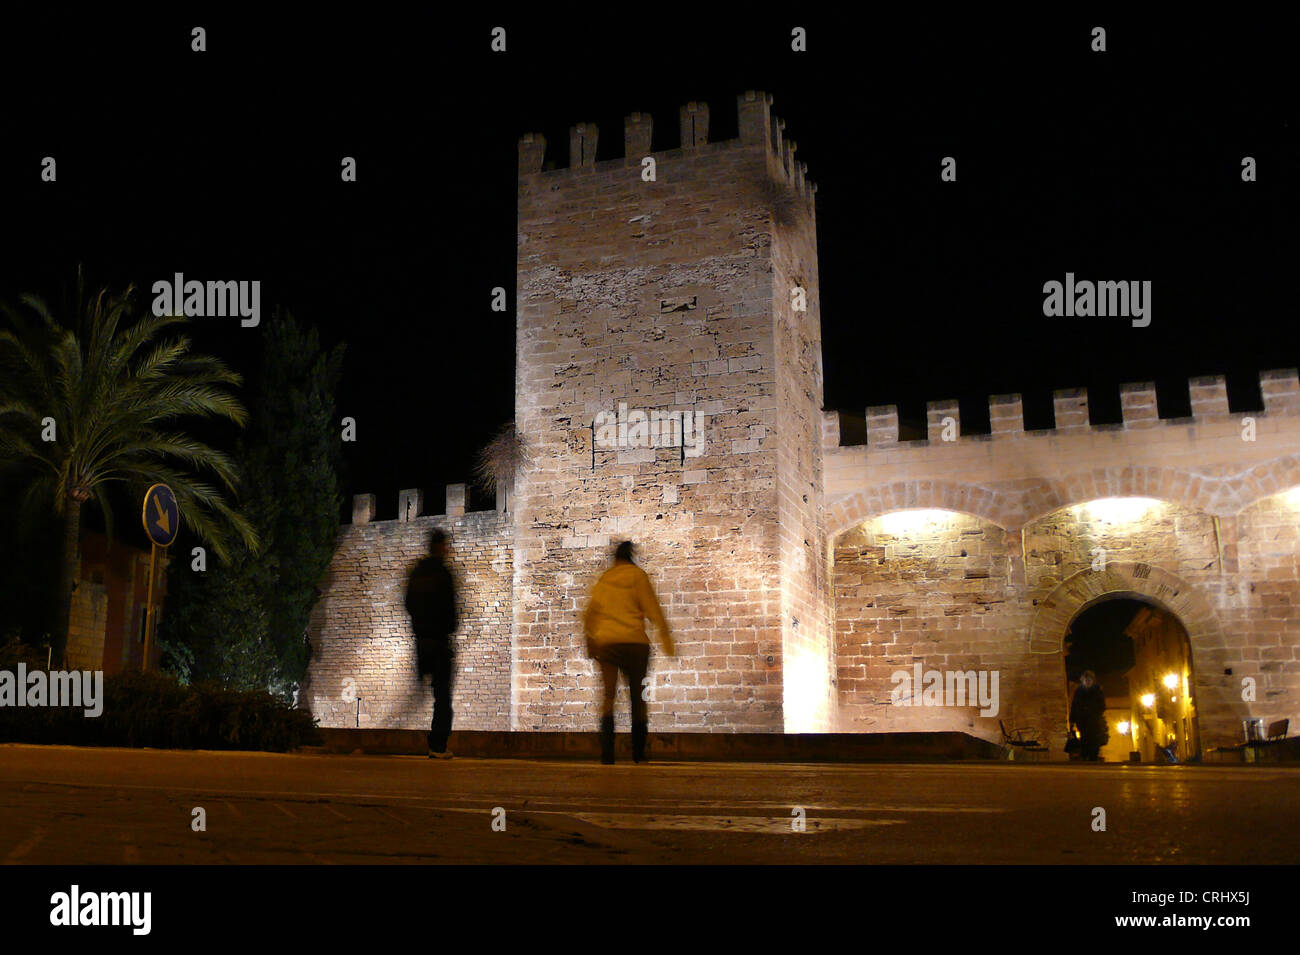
[1140,693,1156,709]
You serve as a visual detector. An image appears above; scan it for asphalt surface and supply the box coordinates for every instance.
[1,744,1296,864]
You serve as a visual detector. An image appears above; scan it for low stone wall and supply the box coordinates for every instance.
[301,502,512,731]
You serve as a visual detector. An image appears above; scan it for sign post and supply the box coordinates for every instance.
[141,484,180,672]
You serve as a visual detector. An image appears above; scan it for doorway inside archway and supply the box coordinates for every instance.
[1064,597,1200,762]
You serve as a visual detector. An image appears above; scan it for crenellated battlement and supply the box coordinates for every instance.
[517,90,817,212]
[826,369,1300,450]
[824,365,1300,751]
[823,367,1300,532]
[348,483,508,526]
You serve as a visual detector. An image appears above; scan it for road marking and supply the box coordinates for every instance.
[376,807,410,827]
[317,802,906,835]
[5,826,47,862]
[4,778,1007,818]
[427,794,1005,814]
[569,812,903,833]
[322,804,351,822]
[274,803,298,820]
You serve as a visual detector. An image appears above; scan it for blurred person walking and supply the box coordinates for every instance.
[406,528,458,759]
[583,540,674,764]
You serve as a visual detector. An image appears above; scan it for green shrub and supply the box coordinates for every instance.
[0,643,319,751]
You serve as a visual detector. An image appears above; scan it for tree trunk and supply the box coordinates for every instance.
[52,498,82,668]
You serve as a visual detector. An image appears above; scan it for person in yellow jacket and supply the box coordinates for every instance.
[583,540,674,764]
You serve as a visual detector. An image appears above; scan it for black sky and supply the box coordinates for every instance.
[2,11,1296,517]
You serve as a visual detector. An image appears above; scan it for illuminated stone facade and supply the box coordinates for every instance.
[512,93,829,732]
[825,374,1300,751]
[304,93,1300,750]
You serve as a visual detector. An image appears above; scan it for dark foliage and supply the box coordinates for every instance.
[0,638,320,751]
[158,310,345,695]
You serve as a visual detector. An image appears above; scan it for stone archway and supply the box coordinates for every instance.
[825,483,1015,542]
[1027,562,1223,655]
[1028,562,1232,755]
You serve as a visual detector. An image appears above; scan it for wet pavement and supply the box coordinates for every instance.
[1,744,1296,864]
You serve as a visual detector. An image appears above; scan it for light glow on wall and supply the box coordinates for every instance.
[783,647,829,733]
[876,509,954,536]
[1284,487,1300,509]
[1079,497,1164,524]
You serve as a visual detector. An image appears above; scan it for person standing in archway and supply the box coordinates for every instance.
[583,540,675,764]
[1069,670,1109,761]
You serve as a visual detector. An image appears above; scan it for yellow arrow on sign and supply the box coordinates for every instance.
[152,494,171,536]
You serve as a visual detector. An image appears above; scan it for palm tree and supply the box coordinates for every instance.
[0,276,259,666]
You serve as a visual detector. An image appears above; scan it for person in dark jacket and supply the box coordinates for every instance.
[1069,670,1109,761]
[405,529,458,759]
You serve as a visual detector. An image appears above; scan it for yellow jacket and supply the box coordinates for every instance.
[583,561,674,655]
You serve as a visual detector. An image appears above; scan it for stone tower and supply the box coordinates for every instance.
[513,91,833,732]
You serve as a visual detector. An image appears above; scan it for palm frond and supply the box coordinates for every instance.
[2,279,258,567]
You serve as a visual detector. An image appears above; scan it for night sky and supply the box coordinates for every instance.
[2,11,1296,521]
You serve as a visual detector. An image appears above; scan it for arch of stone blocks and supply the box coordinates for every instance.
[1026,562,1224,656]
[823,480,1021,539]
[824,455,1300,543]
[1024,562,1237,748]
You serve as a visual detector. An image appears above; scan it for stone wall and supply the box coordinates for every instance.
[66,579,108,671]
[826,372,1300,752]
[1228,492,1300,735]
[67,532,160,673]
[770,156,834,732]
[301,493,512,730]
[512,92,826,732]
[302,87,1300,749]
[834,511,1026,735]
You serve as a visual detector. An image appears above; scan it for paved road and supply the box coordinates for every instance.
[0,744,1296,864]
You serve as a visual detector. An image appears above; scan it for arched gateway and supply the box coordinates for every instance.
[1031,564,1225,756]
[1028,563,1222,655]
[823,387,1300,752]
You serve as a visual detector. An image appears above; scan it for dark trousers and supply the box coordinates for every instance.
[1078,725,1106,761]
[420,638,455,752]
[595,642,650,725]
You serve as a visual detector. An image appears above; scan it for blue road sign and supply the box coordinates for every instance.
[142,484,180,548]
